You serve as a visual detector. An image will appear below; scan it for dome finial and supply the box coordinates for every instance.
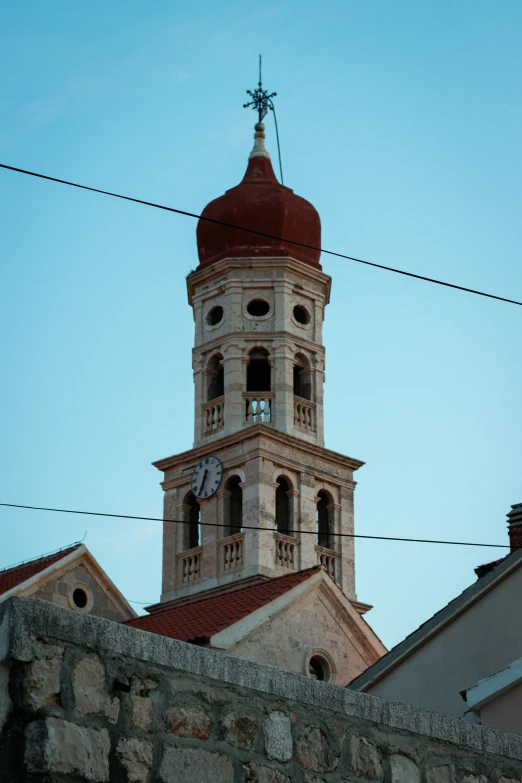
[243,55,284,180]
[249,121,270,160]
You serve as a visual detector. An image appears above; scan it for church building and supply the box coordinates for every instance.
[125,93,385,686]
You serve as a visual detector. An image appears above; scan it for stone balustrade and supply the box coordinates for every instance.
[202,395,224,434]
[274,532,299,569]
[244,392,274,424]
[294,395,316,432]
[177,546,202,584]
[315,544,341,583]
[219,532,244,572]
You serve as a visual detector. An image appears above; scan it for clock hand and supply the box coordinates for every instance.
[199,470,208,495]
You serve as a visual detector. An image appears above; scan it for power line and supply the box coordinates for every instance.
[1,162,520,307]
[0,502,509,549]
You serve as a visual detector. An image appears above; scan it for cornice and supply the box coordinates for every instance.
[186,257,331,306]
[192,331,326,359]
[153,423,364,476]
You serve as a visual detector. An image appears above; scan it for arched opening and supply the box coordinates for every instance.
[293,353,312,401]
[224,476,243,535]
[207,354,224,401]
[275,476,291,535]
[316,490,333,549]
[246,348,271,392]
[183,492,201,550]
[308,655,330,682]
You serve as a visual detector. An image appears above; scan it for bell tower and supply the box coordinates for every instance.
[155,88,364,607]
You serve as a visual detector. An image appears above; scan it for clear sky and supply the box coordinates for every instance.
[1,1,521,650]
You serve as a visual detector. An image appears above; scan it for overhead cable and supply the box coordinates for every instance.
[1,162,520,307]
[0,502,509,549]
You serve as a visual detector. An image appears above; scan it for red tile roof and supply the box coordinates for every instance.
[0,544,81,596]
[123,566,321,642]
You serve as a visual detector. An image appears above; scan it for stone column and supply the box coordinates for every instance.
[199,493,219,582]
[222,341,246,436]
[287,488,301,569]
[339,485,356,600]
[192,354,204,447]
[242,456,276,573]
[299,472,318,569]
[161,489,179,596]
[272,341,295,434]
[313,354,325,446]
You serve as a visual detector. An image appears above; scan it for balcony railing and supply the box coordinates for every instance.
[315,545,341,583]
[244,392,274,424]
[177,546,202,585]
[274,532,299,569]
[203,396,224,435]
[219,532,244,572]
[294,396,316,433]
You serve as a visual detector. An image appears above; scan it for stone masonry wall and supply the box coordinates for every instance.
[1,597,522,782]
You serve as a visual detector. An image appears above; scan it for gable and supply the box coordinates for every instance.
[1,545,136,622]
[29,562,130,622]
[215,578,385,687]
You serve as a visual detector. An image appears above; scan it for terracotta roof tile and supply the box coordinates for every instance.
[0,544,81,596]
[123,566,320,642]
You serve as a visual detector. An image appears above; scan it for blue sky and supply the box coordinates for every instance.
[1,1,521,649]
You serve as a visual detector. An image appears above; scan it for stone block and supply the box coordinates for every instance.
[264,711,292,762]
[350,736,383,780]
[72,655,119,723]
[33,640,65,659]
[390,754,420,783]
[221,712,258,749]
[462,777,488,783]
[116,737,153,783]
[0,663,11,734]
[159,745,234,782]
[243,761,291,782]
[166,705,211,739]
[426,766,457,783]
[499,779,522,783]
[22,656,62,711]
[132,695,154,732]
[25,717,110,781]
[295,726,339,773]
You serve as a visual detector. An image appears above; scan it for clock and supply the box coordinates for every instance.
[191,455,223,499]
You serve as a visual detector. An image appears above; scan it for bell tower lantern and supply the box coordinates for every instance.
[155,84,363,607]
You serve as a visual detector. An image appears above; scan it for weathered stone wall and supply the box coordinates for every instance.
[2,597,522,782]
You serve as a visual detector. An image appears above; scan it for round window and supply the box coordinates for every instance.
[72,587,88,609]
[247,299,270,317]
[308,655,329,682]
[206,305,224,326]
[293,305,311,325]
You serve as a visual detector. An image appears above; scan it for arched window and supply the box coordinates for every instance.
[316,490,333,549]
[224,476,243,535]
[207,353,224,401]
[275,476,291,535]
[183,492,200,550]
[246,348,271,392]
[293,353,312,401]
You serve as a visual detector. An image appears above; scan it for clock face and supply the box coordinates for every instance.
[191,455,223,499]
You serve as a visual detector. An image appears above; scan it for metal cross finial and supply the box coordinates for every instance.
[243,54,277,123]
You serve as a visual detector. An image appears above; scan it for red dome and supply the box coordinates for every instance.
[196,132,321,270]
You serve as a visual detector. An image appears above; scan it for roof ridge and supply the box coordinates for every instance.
[0,542,82,575]
[149,566,321,615]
